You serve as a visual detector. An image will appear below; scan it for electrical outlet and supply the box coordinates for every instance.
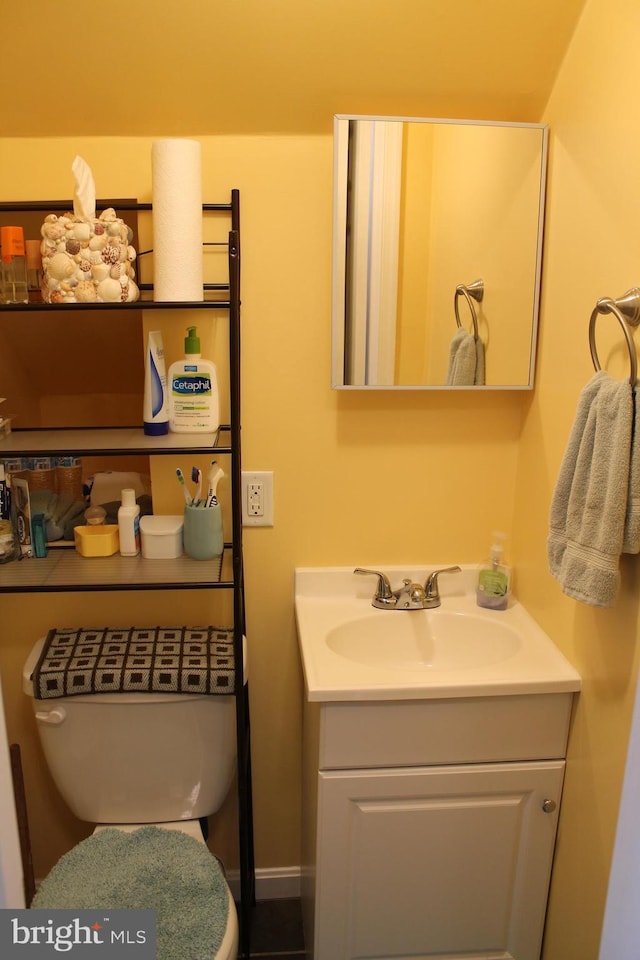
[241,471,274,526]
[247,482,263,517]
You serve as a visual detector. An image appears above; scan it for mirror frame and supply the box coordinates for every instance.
[331,114,549,391]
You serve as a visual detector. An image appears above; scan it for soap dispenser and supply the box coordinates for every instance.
[476,531,511,610]
[168,326,219,434]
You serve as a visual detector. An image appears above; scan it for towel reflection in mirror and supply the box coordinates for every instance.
[446,328,485,386]
[446,279,486,386]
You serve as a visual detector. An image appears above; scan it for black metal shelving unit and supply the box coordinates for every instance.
[0,190,255,957]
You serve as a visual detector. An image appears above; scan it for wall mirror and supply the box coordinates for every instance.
[332,115,548,390]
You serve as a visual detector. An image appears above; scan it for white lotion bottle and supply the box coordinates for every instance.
[168,326,219,433]
[118,488,140,556]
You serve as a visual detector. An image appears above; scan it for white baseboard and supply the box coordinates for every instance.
[227,866,301,901]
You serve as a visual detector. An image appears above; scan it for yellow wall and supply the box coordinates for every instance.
[513,1,640,957]
[2,2,586,138]
[1,1,639,957]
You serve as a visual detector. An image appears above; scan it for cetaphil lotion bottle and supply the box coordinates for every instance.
[168,326,219,434]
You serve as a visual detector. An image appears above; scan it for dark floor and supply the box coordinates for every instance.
[248,898,306,959]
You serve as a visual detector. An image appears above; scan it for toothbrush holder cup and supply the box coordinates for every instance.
[183,502,223,561]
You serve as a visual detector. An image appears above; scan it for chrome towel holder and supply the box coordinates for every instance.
[589,287,640,386]
[454,278,483,340]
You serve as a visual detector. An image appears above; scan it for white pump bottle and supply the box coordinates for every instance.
[168,326,219,434]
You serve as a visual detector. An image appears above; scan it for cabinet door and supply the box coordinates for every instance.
[314,761,564,960]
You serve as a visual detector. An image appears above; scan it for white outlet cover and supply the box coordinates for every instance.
[241,471,274,526]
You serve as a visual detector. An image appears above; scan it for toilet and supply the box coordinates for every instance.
[22,630,247,960]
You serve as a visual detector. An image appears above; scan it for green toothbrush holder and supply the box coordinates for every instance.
[183,502,223,561]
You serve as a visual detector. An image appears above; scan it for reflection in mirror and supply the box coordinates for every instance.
[332,116,548,390]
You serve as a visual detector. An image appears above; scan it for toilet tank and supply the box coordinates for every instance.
[23,637,240,825]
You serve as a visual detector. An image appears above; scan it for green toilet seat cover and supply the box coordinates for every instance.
[32,825,229,960]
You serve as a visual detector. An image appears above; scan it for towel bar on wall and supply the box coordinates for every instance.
[454,278,483,340]
[589,287,640,386]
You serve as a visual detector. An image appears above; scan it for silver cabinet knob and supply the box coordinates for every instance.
[542,799,557,813]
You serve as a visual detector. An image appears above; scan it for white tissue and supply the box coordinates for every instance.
[151,139,204,301]
[72,156,96,221]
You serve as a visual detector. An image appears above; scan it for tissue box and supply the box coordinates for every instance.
[139,515,183,559]
[74,524,120,557]
[40,209,139,304]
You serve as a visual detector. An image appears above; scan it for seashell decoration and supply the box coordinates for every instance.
[40,207,140,304]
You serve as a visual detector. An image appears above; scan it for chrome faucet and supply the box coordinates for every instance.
[424,566,462,607]
[355,566,461,610]
[354,568,398,608]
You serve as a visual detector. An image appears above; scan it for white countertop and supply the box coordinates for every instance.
[295,566,581,702]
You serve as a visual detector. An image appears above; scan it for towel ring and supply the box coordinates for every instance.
[589,287,640,386]
[454,279,483,341]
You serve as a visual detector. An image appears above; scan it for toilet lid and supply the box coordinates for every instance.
[32,826,230,959]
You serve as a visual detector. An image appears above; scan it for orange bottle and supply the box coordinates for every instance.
[1,225,28,303]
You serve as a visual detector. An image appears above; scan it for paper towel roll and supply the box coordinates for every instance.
[151,139,203,301]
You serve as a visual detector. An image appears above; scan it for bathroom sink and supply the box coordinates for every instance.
[326,610,521,671]
[295,566,581,701]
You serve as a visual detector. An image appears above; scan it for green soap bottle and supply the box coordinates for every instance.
[476,531,511,610]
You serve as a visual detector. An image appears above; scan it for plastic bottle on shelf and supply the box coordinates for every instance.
[0,464,17,563]
[25,239,44,302]
[168,326,219,433]
[117,489,141,557]
[143,330,169,436]
[1,226,28,304]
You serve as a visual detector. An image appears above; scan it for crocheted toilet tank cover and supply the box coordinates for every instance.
[31,626,236,699]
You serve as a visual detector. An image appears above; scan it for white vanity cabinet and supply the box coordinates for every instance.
[301,692,574,960]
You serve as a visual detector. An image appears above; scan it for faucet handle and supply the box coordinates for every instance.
[424,565,462,601]
[354,568,396,607]
[405,579,427,604]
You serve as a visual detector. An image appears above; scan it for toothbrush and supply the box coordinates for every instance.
[191,466,202,506]
[176,468,191,505]
[205,461,225,507]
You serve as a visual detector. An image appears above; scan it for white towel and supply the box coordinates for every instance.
[547,371,633,607]
[446,329,485,385]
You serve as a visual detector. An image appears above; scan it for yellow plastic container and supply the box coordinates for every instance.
[74,524,120,557]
